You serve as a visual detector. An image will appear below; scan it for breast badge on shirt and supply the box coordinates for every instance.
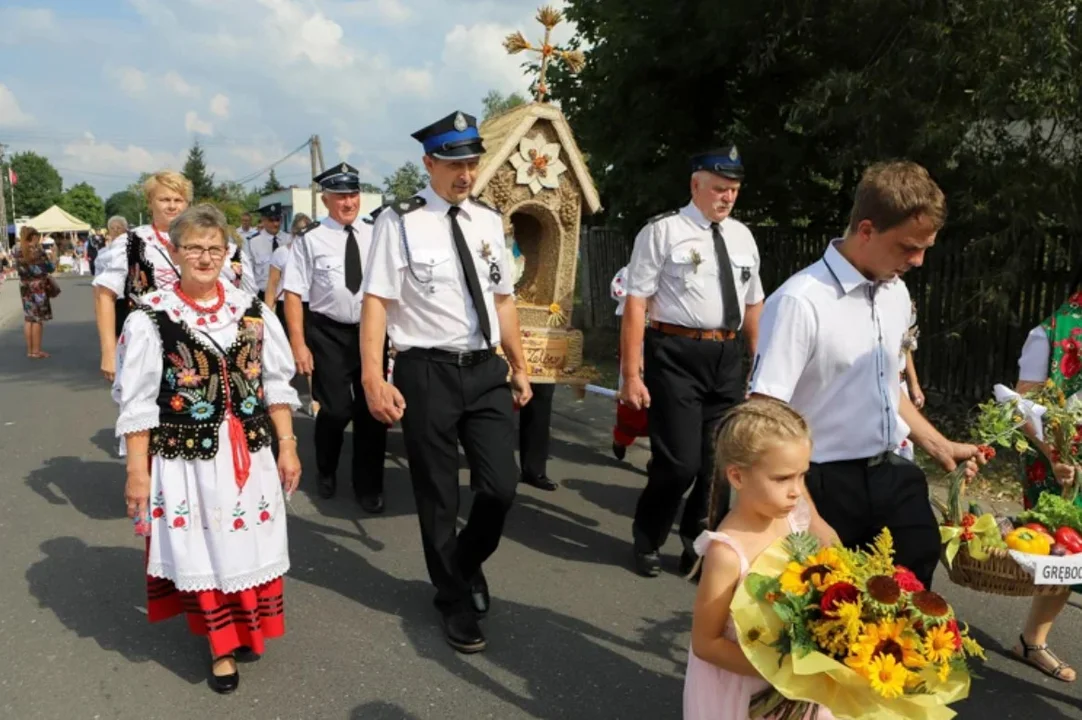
[479,241,501,285]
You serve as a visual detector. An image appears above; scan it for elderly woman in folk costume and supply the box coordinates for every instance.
[113,204,301,694]
[1008,277,1082,684]
[94,171,244,383]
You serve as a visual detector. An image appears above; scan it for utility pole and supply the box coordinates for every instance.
[308,135,325,220]
[0,143,9,252]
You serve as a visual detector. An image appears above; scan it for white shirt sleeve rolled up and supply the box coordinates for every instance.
[749,293,818,402]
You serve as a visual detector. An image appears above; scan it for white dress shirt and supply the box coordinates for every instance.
[269,241,306,302]
[750,241,912,463]
[363,185,513,352]
[283,216,371,324]
[626,203,764,329]
[244,229,286,292]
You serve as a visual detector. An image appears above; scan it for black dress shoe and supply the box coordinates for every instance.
[235,646,261,663]
[317,474,336,499]
[443,611,487,654]
[521,475,558,491]
[634,550,662,578]
[612,442,627,461]
[470,572,490,616]
[209,656,240,695]
[358,493,385,514]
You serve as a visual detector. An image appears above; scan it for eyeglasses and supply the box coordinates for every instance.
[179,245,228,260]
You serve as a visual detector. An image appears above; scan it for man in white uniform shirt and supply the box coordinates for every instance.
[750,161,981,589]
[620,146,764,578]
[283,163,388,510]
[242,203,285,296]
[237,211,256,241]
[360,110,532,655]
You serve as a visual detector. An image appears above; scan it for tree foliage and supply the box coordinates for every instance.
[183,141,216,201]
[552,0,1082,241]
[359,182,382,194]
[260,169,284,195]
[382,161,428,202]
[59,182,105,228]
[11,151,62,217]
[482,89,528,121]
[104,173,152,225]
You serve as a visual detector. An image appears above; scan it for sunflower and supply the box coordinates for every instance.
[923,624,958,665]
[909,590,954,627]
[846,619,925,673]
[868,653,909,699]
[779,547,849,595]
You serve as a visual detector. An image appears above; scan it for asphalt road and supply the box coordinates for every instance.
[0,276,1079,720]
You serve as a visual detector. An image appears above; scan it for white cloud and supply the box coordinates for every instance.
[62,132,184,175]
[108,66,148,97]
[335,138,355,160]
[258,0,354,69]
[393,67,434,98]
[164,71,200,98]
[0,7,55,41]
[442,23,531,95]
[128,0,177,27]
[209,93,231,118]
[184,111,214,135]
[332,0,413,25]
[0,84,33,127]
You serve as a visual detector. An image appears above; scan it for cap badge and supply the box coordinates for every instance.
[729,146,739,161]
[339,163,347,172]
[399,202,410,211]
[453,112,467,132]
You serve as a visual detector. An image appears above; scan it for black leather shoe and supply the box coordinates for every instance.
[634,550,662,578]
[209,656,240,695]
[470,572,490,616]
[317,474,336,499]
[358,493,385,514]
[235,646,261,663]
[443,611,487,654]
[612,442,627,461]
[521,475,558,491]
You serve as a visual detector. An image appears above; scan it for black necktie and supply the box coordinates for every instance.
[447,206,492,346]
[711,222,742,331]
[344,224,362,294]
[271,234,279,253]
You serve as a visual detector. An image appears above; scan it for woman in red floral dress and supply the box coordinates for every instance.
[1011,288,1082,683]
[113,204,301,693]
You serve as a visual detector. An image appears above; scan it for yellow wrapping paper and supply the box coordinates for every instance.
[731,536,972,720]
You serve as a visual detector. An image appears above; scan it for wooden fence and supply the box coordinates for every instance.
[576,224,1081,404]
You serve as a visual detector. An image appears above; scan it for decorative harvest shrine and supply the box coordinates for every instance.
[474,5,602,388]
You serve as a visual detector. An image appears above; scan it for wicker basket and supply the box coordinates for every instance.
[941,544,1070,597]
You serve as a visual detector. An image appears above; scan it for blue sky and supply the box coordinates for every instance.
[0,0,576,198]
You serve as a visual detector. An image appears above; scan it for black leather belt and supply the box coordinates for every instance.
[398,347,494,367]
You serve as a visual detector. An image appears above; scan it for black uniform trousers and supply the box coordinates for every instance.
[518,383,555,482]
[633,328,744,555]
[306,311,388,497]
[393,351,518,614]
[806,454,941,590]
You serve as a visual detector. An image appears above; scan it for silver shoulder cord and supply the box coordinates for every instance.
[397,212,426,285]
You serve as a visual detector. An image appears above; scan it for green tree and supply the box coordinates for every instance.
[359,182,382,194]
[104,190,144,225]
[183,140,215,201]
[552,0,1082,238]
[216,180,260,210]
[482,89,528,121]
[59,182,105,228]
[382,161,428,202]
[260,169,284,195]
[11,151,62,217]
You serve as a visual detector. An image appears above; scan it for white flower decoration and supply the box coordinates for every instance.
[509,133,567,194]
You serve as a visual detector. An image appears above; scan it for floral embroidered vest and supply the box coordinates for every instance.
[1022,292,1082,509]
[142,299,273,460]
[114,232,160,337]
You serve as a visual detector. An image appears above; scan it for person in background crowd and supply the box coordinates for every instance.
[241,203,285,297]
[265,213,317,417]
[237,211,257,241]
[14,226,57,359]
[620,146,765,579]
[113,204,301,694]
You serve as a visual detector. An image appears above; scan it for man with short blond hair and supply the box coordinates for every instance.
[750,160,979,589]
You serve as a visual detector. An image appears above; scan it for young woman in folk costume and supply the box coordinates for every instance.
[93,171,242,383]
[113,204,301,693]
[1010,277,1082,683]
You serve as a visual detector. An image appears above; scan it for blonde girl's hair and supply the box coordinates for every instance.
[705,398,812,536]
[143,170,194,203]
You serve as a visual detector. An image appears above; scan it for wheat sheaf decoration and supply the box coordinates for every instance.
[503,5,586,102]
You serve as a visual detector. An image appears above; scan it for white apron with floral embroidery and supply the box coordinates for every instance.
[112,283,300,593]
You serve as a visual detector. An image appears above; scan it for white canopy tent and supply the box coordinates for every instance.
[25,205,91,233]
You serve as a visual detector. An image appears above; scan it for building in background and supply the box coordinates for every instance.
[259,187,384,228]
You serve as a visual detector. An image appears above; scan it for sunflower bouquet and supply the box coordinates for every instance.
[731,530,983,720]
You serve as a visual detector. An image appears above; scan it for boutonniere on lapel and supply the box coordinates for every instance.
[480,241,502,284]
[690,249,703,273]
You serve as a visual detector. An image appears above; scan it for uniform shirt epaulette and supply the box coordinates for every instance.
[370,205,387,221]
[362,217,374,225]
[299,221,321,235]
[646,209,680,224]
[470,197,501,215]
[392,196,426,216]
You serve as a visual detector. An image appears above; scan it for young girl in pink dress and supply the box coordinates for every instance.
[684,398,839,720]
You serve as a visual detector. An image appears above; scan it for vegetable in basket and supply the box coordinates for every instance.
[1004,528,1052,555]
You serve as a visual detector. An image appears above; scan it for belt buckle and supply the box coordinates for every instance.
[455,351,470,367]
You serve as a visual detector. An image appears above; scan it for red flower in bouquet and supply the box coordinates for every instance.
[1027,462,1047,483]
[1060,350,1081,379]
[945,619,964,650]
[892,566,925,593]
[820,582,860,616]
